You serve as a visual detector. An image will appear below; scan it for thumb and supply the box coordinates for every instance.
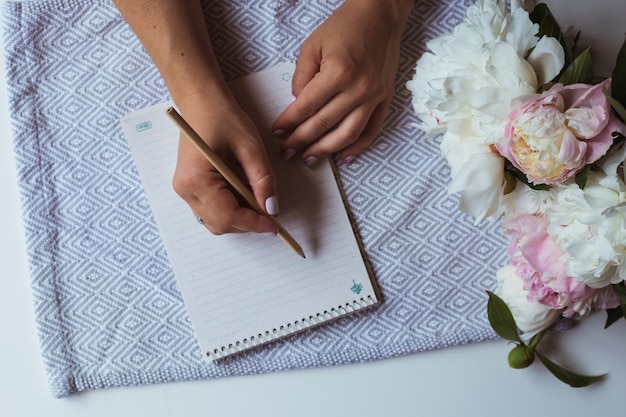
[292,43,320,97]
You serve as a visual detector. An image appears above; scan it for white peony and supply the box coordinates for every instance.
[496,265,561,339]
[407,0,565,221]
[500,179,553,219]
[545,171,626,288]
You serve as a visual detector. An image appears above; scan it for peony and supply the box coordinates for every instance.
[407,0,565,221]
[545,171,626,287]
[496,265,561,338]
[502,213,618,317]
[496,79,625,185]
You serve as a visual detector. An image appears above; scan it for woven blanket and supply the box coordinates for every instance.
[2,0,506,398]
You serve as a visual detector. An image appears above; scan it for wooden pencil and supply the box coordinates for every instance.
[165,107,305,258]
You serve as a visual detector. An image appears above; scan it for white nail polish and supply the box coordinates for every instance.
[265,196,279,216]
[303,156,318,167]
[343,156,355,165]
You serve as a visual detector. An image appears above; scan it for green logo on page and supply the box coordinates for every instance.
[136,121,152,132]
[350,280,363,295]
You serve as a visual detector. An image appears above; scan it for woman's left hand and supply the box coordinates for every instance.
[272,0,414,166]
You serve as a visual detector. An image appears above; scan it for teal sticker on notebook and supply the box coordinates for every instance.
[136,121,152,132]
[350,280,363,295]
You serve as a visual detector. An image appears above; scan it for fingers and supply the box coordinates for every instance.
[277,84,390,165]
[173,134,279,235]
[273,59,358,143]
[339,101,389,160]
[176,173,279,235]
[272,53,393,166]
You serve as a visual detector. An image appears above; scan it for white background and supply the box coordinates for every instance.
[1,1,625,415]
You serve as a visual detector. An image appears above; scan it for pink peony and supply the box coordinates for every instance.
[496,79,625,185]
[503,213,619,317]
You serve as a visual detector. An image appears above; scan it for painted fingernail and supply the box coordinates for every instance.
[303,156,318,168]
[265,196,279,216]
[273,129,287,138]
[283,148,296,161]
[343,156,355,165]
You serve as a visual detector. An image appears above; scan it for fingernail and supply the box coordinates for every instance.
[283,148,296,161]
[264,232,278,237]
[343,156,355,165]
[303,156,318,168]
[273,129,287,138]
[265,196,279,216]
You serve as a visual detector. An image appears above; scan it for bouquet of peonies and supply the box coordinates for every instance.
[408,0,626,386]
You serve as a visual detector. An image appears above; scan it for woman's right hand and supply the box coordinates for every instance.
[172,91,279,235]
[114,0,279,235]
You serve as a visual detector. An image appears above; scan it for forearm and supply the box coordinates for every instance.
[113,0,230,106]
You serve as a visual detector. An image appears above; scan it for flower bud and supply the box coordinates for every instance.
[508,345,534,369]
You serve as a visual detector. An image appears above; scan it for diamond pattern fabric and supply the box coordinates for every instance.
[2,0,505,397]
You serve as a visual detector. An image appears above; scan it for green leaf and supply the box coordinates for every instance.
[604,282,626,328]
[604,307,624,329]
[503,171,518,195]
[506,165,551,191]
[612,283,626,313]
[604,87,626,122]
[575,165,590,189]
[529,3,549,26]
[611,36,626,112]
[536,351,606,388]
[486,291,522,343]
[559,48,594,85]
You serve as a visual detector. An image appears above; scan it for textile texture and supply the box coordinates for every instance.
[2,0,505,398]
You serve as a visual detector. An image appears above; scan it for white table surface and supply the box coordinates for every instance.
[1,1,625,415]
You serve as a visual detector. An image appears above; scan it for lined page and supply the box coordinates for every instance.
[122,62,378,360]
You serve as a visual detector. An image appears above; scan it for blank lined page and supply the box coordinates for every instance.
[121,62,378,360]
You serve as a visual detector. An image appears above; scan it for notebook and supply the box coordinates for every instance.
[121,62,380,360]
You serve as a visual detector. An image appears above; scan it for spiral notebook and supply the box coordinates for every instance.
[121,62,379,360]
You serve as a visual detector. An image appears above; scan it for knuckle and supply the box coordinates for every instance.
[291,71,309,92]
[325,59,354,83]
[296,100,317,119]
[207,223,228,236]
[172,170,201,196]
[209,212,236,235]
[313,114,336,133]
[249,172,274,191]
[353,76,374,99]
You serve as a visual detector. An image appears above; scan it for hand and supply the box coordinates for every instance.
[272,0,413,166]
[172,92,279,235]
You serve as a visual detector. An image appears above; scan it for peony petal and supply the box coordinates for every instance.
[557,129,586,165]
[564,106,606,139]
[506,6,540,56]
[496,265,561,337]
[472,86,514,119]
[526,36,565,85]
[447,149,505,221]
[585,111,626,163]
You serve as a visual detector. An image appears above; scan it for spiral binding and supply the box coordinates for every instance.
[207,295,377,361]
